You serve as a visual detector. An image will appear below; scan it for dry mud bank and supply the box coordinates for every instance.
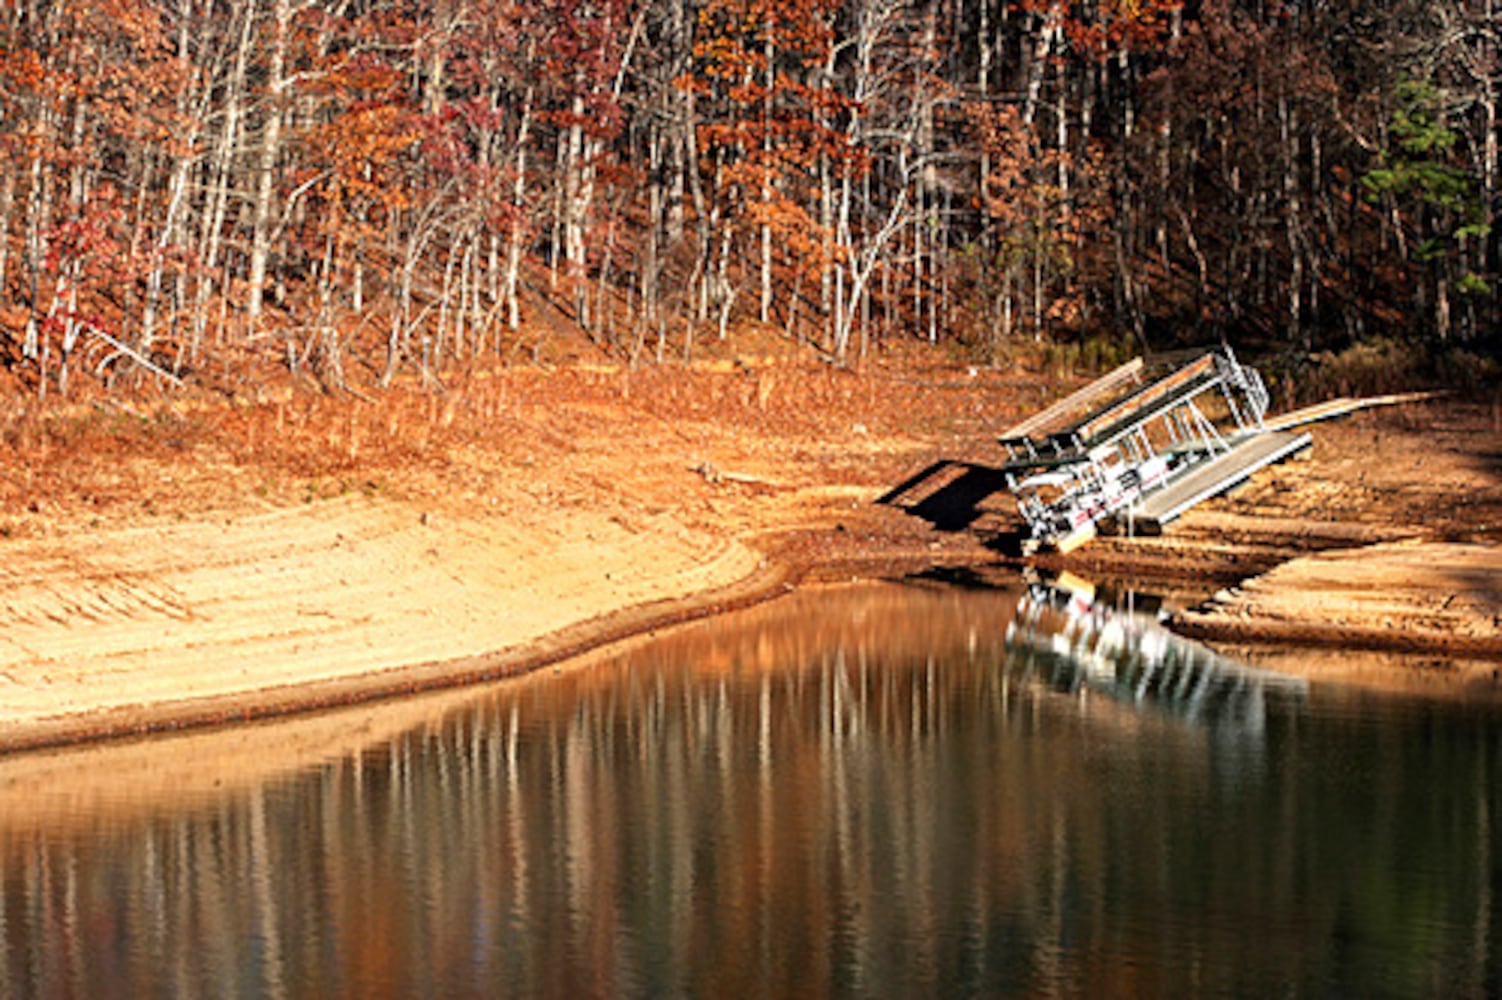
[1171,541,1502,657]
[0,358,1006,751]
[1079,401,1502,691]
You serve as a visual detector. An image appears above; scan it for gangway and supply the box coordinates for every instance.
[1259,391,1440,433]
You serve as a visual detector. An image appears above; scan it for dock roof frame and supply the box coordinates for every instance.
[998,347,1269,477]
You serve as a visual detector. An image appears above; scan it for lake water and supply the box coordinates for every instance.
[1,578,1498,997]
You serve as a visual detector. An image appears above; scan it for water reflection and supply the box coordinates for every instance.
[0,581,1497,998]
[1006,571,1307,732]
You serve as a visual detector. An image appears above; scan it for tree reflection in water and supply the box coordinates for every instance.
[0,580,1497,997]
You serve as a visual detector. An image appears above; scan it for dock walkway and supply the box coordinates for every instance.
[1261,392,1441,433]
[1127,430,1313,533]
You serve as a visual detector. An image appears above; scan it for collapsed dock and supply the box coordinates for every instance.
[878,349,1437,555]
[997,348,1311,553]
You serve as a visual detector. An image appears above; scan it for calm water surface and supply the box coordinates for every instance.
[1,579,1498,997]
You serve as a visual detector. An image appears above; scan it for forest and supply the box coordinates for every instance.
[0,0,1496,396]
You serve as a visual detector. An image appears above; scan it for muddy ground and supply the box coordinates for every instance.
[0,351,1498,749]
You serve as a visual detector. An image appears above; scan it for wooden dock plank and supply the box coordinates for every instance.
[998,358,1143,443]
[1129,431,1313,533]
[1066,353,1217,446]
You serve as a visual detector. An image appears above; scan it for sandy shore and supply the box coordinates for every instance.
[1172,541,1502,657]
[0,493,779,751]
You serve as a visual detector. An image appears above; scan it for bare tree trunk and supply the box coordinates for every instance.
[595,211,617,350]
[247,0,291,327]
[819,151,834,326]
[1437,272,1452,341]
[54,260,81,396]
[759,22,774,325]
[833,183,909,362]
[918,1,938,343]
[193,2,255,357]
[978,0,992,198]
[435,238,459,366]
[0,168,14,294]
[715,213,735,340]
[562,92,596,329]
[142,124,199,360]
[667,0,692,249]
[1056,65,1069,204]
[22,115,50,364]
[1022,3,1060,128]
[505,87,533,330]
[1280,93,1304,349]
[642,129,663,332]
[1484,0,1499,336]
[691,146,716,325]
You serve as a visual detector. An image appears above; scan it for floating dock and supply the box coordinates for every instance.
[961,349,1435,554]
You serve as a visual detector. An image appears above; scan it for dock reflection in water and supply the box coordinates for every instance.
[1005,570,1308,734]
[0,581,1496,998]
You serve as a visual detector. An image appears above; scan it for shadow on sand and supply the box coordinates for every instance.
[875,460,1026,555]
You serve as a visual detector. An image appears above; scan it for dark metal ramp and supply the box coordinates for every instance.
[1128,430,1313,533]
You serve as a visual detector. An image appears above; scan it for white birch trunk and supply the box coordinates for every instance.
[247,0,290,326]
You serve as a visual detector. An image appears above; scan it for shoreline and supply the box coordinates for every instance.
[1,368,1497,753]
[1168,540,1502,660]
[0,493,790,754]
[0,551,796,755]
[3,504,1496,755]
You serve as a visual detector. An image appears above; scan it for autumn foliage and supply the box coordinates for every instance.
[0,0,1496,397]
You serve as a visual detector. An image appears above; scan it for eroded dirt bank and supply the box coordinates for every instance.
[0,359,1498,750]
[1171,541,1502,657]
[0,356,1006,751]
[1025,398,1502,692]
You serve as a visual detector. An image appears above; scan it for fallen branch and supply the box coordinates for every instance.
[89,327,185,388]
[690,462,779,487]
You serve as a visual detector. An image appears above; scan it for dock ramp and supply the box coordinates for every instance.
[1260,392,1441,433]
[1127,430,1312,533]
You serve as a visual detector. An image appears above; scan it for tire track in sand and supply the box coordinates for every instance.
[0,494,765,737]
